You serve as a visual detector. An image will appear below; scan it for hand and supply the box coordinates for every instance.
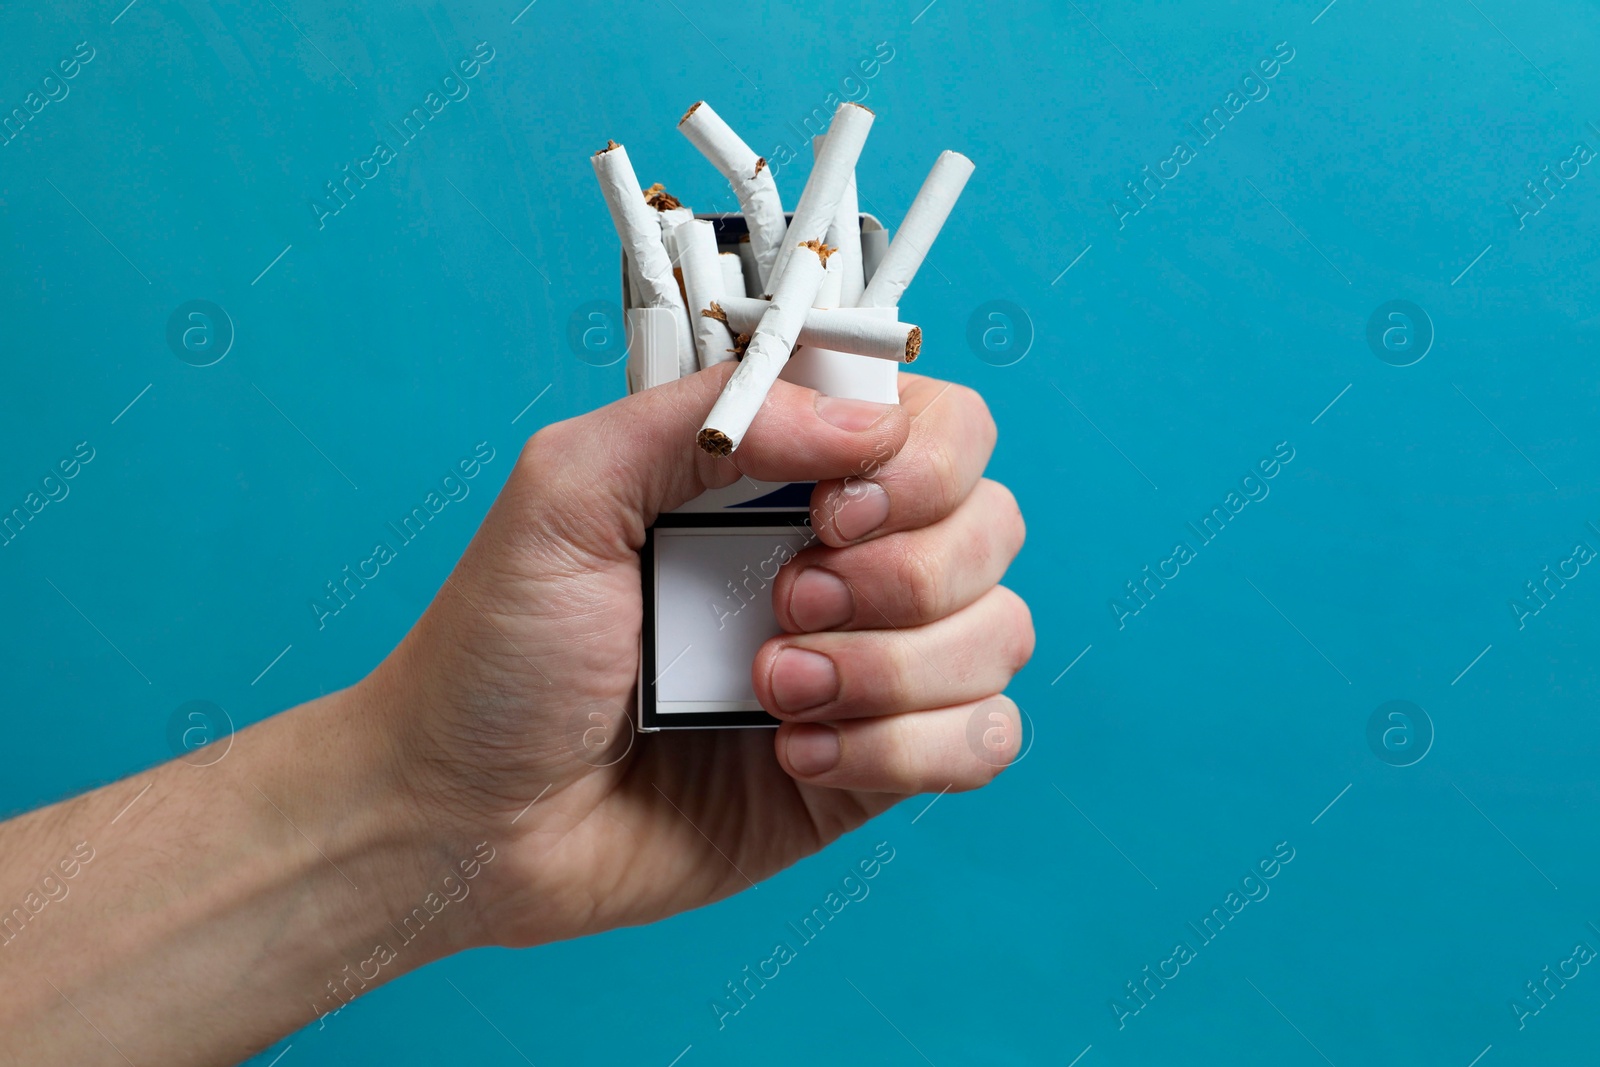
[374,364,1033,947]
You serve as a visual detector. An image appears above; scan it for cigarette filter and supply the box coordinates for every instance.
[679,102,788,289]
[858,150,974,309]
[717,297,919,362]
[697,242,830,456]
[594,143,696,376]
[763,103,874,295]
[677,220,734,368]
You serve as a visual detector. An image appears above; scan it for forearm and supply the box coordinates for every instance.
[0,683,487,1067]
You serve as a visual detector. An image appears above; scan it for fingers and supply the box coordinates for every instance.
[753,585,1034,722]
[774,478,1025,632]
[506,363,911,557]
[734,379,911,485]
[775,696,1023,793]
[808,374,996,548]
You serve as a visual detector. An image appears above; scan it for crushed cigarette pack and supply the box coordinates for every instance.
[592,101,971,730]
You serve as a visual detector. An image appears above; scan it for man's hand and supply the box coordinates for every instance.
[0,365,1029,1066]
[377,364,1032,947]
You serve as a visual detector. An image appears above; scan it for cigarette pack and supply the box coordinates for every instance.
[631,212,893,730]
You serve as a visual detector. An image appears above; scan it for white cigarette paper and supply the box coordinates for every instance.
[679,101,788,290]
[698,242,831,456]
[716,296,920,362]
[677,219,734,369]
[646,184,695,336]
[814,135,865,307]
[648,184,694,248]
[859,218,888,288]
[719,252,746,298]
[815,254,843,309]
[763,103,874,294]
[858,150,974,309]
[657,207,694,244]
[736,238,760,296]
[593,143,696,376]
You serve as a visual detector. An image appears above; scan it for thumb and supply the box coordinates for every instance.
[501,363,911,561]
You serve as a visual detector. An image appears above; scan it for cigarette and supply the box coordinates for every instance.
[813,134,865,307]
[697,241,832,455]
[678,102,788,290]
[762,103,874,295]
[643,182,682,212]
[715,296,920,362]
[593,142,696,376]
[858,150,974,308]
[815,252,843,309]
[645,181,696,312]
[735,236,760,296]
[676,219,734,368]
[718,251,746,298]
[646,183,695,243]
[859,216,888,289]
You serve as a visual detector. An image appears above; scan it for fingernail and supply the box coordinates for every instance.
[789,568,854,631]
[786,723,841,776]
[769,648,839,713]
[815,394,894,432]
[831,481,890,541]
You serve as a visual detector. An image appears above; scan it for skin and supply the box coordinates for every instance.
[0,364,1031,1066]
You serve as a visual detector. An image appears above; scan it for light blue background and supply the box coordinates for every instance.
[4,0,1598,1063]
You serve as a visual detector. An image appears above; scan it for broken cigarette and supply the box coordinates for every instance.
[714,296,920,362]
[814,134,865,307]
[859,216,888,289]
[593,142,697,377]
[762,102,874,295]
[679,101,788,290]
[676,219,734,369]
[858,150,974,309]
[643,182,683,212]
[735,236,760,296]
[718,251,747,300]
[697,241,831,456]
[646,183,695,247]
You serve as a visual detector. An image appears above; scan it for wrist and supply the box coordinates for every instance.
[303,678,499,963]
[357,643,601,952]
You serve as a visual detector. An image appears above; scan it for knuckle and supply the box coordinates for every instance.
[857,435,900,481]
[878,714,928,791]
[995,587,1035,674]
[982,698,1024,770]
[953,382,997,446]
[954,698,1018,790]
[862,633,918,717]
[515,419,577,493]
[895,542,945,621]
[514,423,551,477]
[987,479,1026,556]
[921,437,965,516]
